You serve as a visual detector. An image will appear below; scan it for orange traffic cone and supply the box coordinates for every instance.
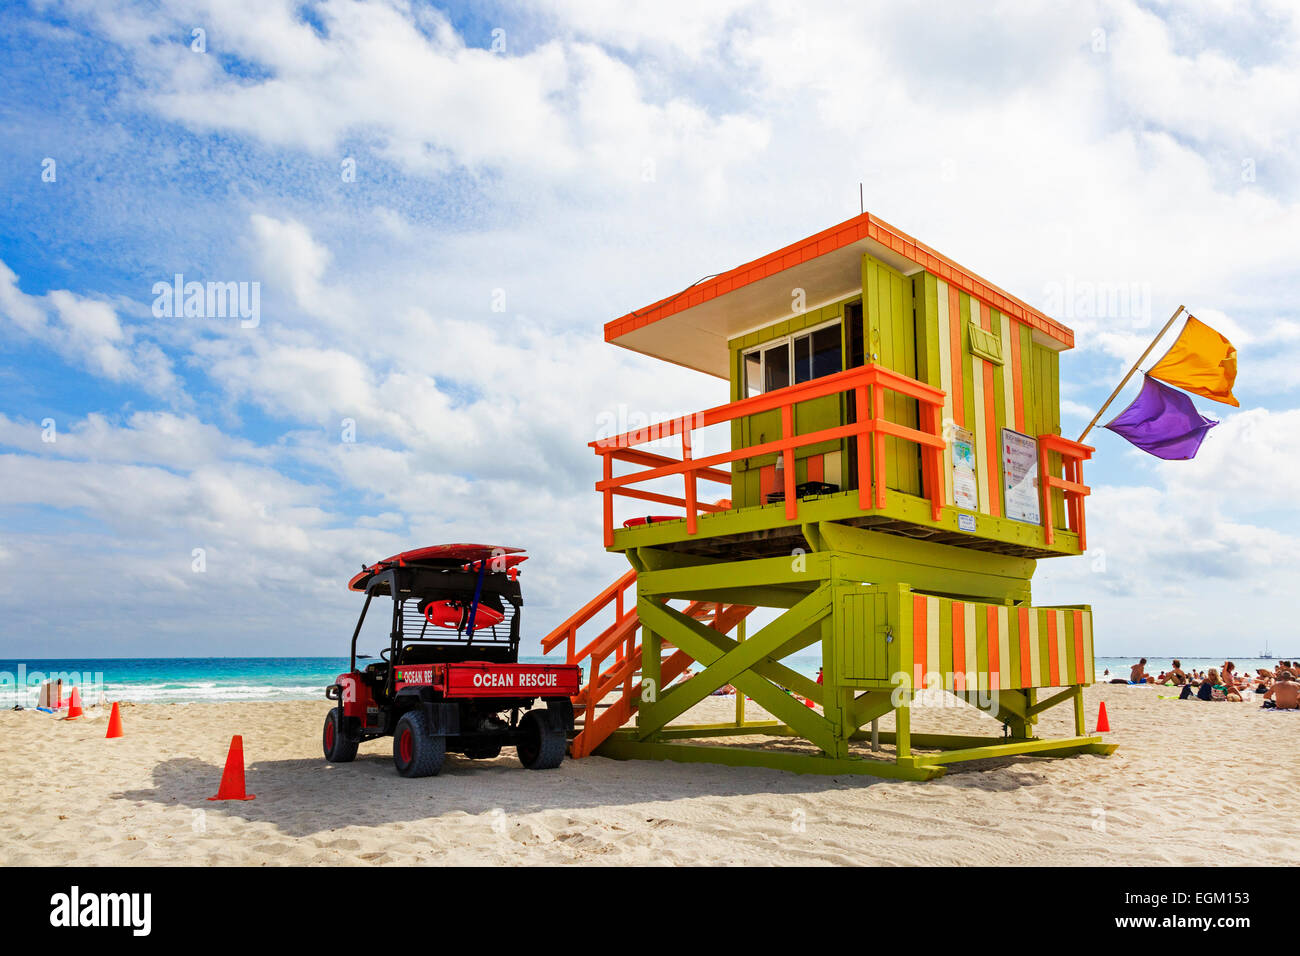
[62,688,83,720]
[207,735,256,801]
[1096,701,1110,733]
[105,702,124,738]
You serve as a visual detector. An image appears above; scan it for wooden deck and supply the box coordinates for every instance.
[609,487,1081,561]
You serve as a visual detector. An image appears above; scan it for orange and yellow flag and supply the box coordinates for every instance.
[1148,315,1239,407]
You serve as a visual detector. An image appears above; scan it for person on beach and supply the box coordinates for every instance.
[1130,659,1153,684]
[1167,660,1188,685]
[1180,668,1221,701]
[1220,662,1245,701]
[1263,671,1299,710]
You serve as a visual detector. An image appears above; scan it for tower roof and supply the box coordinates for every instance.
[605,211,1073,379]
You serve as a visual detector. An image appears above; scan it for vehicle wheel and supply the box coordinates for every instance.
[393,710,445,778]
[323,707,358,763]
[517,709,566,770]
[463,740,503,760]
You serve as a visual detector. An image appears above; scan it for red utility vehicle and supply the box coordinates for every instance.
[324,545,580,777]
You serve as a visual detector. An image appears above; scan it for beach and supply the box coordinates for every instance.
[1,682,1294,866]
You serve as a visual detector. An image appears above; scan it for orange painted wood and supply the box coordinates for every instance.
[948,283,965,426]
[913,594,928,689]
[604,212,1074,350]
[986,605,1000,690]
[1009,319,1025,432]
[1046,609,1060,686]
[976,300,1002,518]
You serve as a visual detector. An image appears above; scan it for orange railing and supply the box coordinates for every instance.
[1038,435,1092,551]
[591,363,948,547]
[540,568,753,757]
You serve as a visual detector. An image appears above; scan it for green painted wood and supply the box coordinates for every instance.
[633,587,830,735]
[608,486,1082,558]
[594,735,946,780]
[913,734,1113,766]
[1026,686,1075,717]
[862,255,921,495]
[636,551,830,597]
[818,523,1036,603]
[1007,603,1022,690]
[1018,322,1034,429]
[974,600,989,693]
[960,294,977,437]
[938,597,953,689]
[913,274,942,392]
[653,721,785,739]
[1063,609,1078,684]
[836,586,889,681]
[848,690,896,729]
[1037,607,1052,687]
[634,596,836,752]
[728,299,852,507]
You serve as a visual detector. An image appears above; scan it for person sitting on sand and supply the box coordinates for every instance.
[1130,658,1153,684]
[1264,671,1300,710]
[1180,668,1221,701]
[1167,660,1188,685]
[1220,662,1245,701]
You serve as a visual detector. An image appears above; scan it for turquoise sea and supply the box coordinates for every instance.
[0,655,1289,706]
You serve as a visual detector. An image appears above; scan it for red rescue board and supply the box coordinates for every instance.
[349,544,526,591]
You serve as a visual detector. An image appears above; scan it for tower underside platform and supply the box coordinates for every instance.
[589,520,1113,780]
[611,488,1081,562]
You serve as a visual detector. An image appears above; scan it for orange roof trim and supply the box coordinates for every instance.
[606,211,1074,349]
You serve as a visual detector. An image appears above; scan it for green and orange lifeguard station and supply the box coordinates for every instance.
[542,211,1116,780]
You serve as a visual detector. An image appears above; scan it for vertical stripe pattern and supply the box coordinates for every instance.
[977,300,1002,518]
[911,593,1095,691]
[935,281,955,505]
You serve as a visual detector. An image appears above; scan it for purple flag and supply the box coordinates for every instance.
[1103,374,1218,460]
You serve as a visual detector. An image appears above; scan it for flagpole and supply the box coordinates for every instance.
[1076,305,1186,443]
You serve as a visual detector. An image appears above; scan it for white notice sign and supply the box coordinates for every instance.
[1001,428,1039,524]
[950,426,978,512]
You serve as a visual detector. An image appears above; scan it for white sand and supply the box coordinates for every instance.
[1,683,1293,865]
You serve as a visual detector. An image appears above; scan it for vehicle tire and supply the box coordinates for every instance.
[463,740,503,760]
[517,709,566,770]
[393,710,445,778]
[323,707,358,763]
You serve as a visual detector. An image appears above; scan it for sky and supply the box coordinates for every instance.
[0,0,1297,659]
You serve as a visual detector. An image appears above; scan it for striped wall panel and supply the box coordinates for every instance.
[913,594,1094,690]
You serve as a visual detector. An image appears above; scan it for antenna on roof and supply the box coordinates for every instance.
[859,182,863,214]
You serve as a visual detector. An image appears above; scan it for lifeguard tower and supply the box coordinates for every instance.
[543,211,1115,780]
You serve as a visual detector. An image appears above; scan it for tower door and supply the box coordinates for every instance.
[861,255,921,496]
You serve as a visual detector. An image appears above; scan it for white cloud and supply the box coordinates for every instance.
[5,0,1299,658]
[0,263,181,397]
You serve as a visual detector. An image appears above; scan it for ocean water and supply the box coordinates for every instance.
[0,656,590,707]
[0,654,1289,707]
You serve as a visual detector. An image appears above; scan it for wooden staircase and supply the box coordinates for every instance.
[541,569,752,758]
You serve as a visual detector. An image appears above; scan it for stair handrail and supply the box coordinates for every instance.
[540,568,637,659]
